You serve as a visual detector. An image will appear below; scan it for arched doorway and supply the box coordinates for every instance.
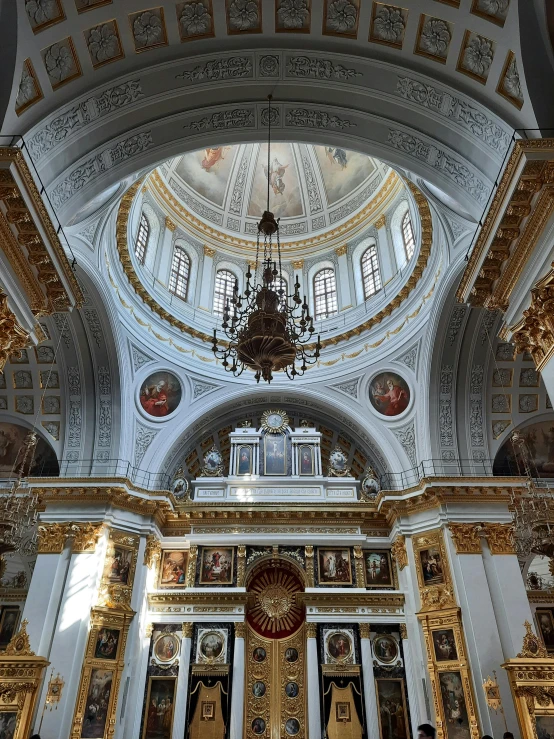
[245,558,307,739]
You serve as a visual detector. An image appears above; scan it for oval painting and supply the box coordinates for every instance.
[0,422,58,477]
[139,371,182,418]
[369,372,410,417]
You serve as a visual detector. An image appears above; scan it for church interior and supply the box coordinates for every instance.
[1,2,554,739]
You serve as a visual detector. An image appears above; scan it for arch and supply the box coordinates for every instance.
[169,245,191,301]
[312,267,338,321]
[246,553,307,589]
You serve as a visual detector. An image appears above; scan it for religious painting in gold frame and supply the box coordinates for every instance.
[263,433,287,475]
[0,606,20,649]
[535,609,554,653]
[142,676,176,739]
[375,678,409,739]
[298,445,314,475]
[0,710,19,739]
[318,548,352,585]
[237,445,253,475]
[80,668,115,739]
[412,529,456,611]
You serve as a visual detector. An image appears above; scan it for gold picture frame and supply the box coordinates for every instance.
[318,548,353,586]
[263,433,287,476]
[237,445,253,475]
[141,676,176,739]
[413,529,456,611]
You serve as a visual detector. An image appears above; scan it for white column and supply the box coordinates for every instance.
[22,537,71,656]
[198,246,215,311]
[306,624,322,739]
[335,246,352,310]
[375,216,395,282]
[360,624,379,739]
[126,623,154,739]
[172,624,193,739]
[156,217,176,285]
[229,622,246,739]
[400,625,422,739]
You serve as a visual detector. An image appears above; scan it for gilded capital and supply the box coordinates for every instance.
[37,522,71,554]
[237,544,246,587]
[306,622,318,639]
[235,622,246,639]
[335,245,348,257]
[482,523,516,555]
[0,292,32,372]
[165,217,177,232]
[399,623,408,640]
[203,245,216,258]
[292,260,304,270]
[374,215,387,230]
[182,622,194,639]
[359,623,370,640]
[391,536,408,571]
[144,535,162,569]
[145,623,154,638]
[448,523,483,554]
[70,523,104,553]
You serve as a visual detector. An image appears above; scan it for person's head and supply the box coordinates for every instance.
[481,735,494,739]
[503,734,514,739]
[418,725,436,739]
[30,735,41,739]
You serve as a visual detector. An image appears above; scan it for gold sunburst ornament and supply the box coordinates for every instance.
[260,409,289,434]
[249,570,303,635]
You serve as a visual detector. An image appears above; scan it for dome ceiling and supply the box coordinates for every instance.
[156,143,391,241]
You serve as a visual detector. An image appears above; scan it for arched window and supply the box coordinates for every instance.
[361,246,382,299]
[402,211,415,260]
[214,270,236,316]
[313,268,338,321]
[169,246,190,300]
[135,212,150,264]
[269,276,287,310]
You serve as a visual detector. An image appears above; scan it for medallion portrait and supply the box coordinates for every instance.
[158,551,188,589]
[237,446,252,475]
[81,669,113,739]
[419,546,445,586]
[439,672,471,739]
[143,677,176,739]
[252,718,266,735]
[285,647,298,663]
[199,631,224,661]
[318,548,352,585]
[0,607,19,649]
[299,445,314,475]
[433,629,458,662]
[536,610,554,651]
[264,433,287,475]
[285,718,300,735]
[253,647,266,663]
[376,679,408,739]
[365,551,394,588]
[139,371,182,418]
[94,628,120,660]
[369,372,410,417]
[536,716,554,739]
[373,635,399,664]
[153,633,180,663]
[171,477,189,500]
[285,682,299,698]
[327,631,352,662]
[0,713,17,739]
[103,546,133,585]
[253,681,266,697]
[199,547,234,584]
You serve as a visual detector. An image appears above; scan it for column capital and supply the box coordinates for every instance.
[182,622,194,639]
[335,244,347,257]
[359,623,370,639]
[70,523,104,553]
[306,622,318,639]
[145,622,154,638]
[37,522,72,554]
[399,623,408,640]
[204,245,216,258]
[448,523,483,554]
[292,259,304,270]
[374,214,387,230]
[391,535,408,570]
[144,535,161,568]
[235,621,246,639]
[482,523,516,555]
[165,216,177,232]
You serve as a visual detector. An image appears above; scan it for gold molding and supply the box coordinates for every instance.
[70,522,104,553]
[448,523,483,554]
[306,622,318,639]
[305,545,315,587]
[186,544,198,588]
[358,622,370,639]
[234,622,246,639]
[354,545,366,587]
[0,644,49,739]
[374,214,387,230]
[335,244,347,257]
[292,259,304,270]
[413,529,457,612]
[37,522,72,554]
[182,622,194,639]
[391,535,408,570]
[165,216,176,231]
[203,245,216,257]
[399,623,408,639]
[482,523,515,555]
[0,291,32,372]
[236,544,246,587]
[4,619,34,656]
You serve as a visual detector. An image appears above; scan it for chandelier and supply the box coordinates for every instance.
[508,430,554,560]
[212,95,321,383]
[0,432,39,555]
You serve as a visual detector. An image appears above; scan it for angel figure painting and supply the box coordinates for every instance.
[369,373,410,417]
[248,144,302,219]
[139,372,182,418]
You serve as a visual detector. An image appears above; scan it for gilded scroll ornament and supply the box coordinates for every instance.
[70,523,103,553]
[186,545,198,587]
[391,535,408,570]
[37,523,71,554]
[518,621,549,659]
[448,523,483,554]
[305,545,315,587]
[482,523,515,555]
[237,545,246,587]
[354,546,366,587]
[143,535,161,569]
[4,619,34,656]
[358,623,370,640]
[0,291,32,372]
[235,622,246,639]
[306,622,318,639]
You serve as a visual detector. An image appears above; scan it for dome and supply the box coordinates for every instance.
[153,143,395,251]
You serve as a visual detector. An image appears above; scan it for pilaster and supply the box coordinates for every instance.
[172,623,193,739]
[359,622,379,739]
[229,621,245,739]
[306,622,322,739]
[335,245,352,310]
[198,246,215,311]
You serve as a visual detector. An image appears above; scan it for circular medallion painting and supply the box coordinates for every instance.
[153,633,179,663]
[252,718,266,735]
[327,632,352,662]
[284,647,298,663]
[285,682,299,698]
[253,681,266,698]
[253,647,267,663]
[285,718,300,736]
[139,371,182,418]
[373,635,399,664]
[199,631,224,660]
[369,372,410,417]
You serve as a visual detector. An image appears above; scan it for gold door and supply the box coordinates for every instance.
[245,623,306,739]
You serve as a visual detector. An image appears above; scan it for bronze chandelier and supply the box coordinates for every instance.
[211,96,321,383]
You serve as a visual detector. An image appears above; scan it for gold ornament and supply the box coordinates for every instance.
[37,523,71,554]
[0,291,31,372]
[358,623,370,640]
[518,620,549,658]
[260,409,290,434]
[4,619,34,656]
[144,535,162,569]
[448,523,483,554]
[234,622,246,639]
[482,523,516,555]
[391,536,408,570]
[399,623,408,640]
[354,545,366,588]
[306,622,318,639]
[182,622,194,639]
[237,545,246,587]
[70,523,103,553]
